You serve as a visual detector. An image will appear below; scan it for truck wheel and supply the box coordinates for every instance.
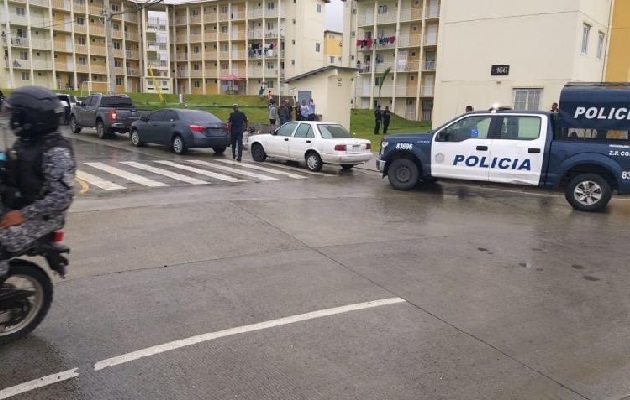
[70,116,81,133]
[565,173,612,212]
[388,158,419,191]
[96,120,112,139]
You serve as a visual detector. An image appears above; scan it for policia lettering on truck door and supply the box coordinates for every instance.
[0,86,76,280]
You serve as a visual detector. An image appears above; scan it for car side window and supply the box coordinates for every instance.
[305,126,315,139]
[293,123,311,138]
[165,111,178,121]
[149,110,167,121]
[491,116,542,140]
[438,116,492,142]
[277,122,298,137]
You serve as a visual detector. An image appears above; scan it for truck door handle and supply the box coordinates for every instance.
[306,140,311,143]
[528,148,541,153]
[476,146,488,151]
[284,138,289,141]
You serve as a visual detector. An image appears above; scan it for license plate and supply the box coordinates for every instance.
[348,144,362,153]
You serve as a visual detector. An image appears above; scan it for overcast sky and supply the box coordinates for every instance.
[325,0,344,32]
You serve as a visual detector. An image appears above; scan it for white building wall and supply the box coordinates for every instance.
[433,0,612,128]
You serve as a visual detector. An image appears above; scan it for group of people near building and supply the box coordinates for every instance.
[268,98,317,127]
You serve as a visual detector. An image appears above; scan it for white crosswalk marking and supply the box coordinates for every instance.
[154,161,245,183]
[85,162,168,187]
[215,159,308,179]
[186,160,279,181]
[120,161,209,185]
[239,159,332,176]
[76,170,126,191]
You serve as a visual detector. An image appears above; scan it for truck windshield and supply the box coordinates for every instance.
[100,97,133,107]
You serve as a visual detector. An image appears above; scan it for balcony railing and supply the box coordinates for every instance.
[30,0,50,8]
[423,60,437,71]
[424,35,438,46]
[75,63,89,73]
[218,32,230,41]
[204,13,217,23]
[395,84,418,97]
[126,68,139,76]
[90,25,105,36]
[91,45,106,56]
[112,30,123,39]
[88,4,100,15]
[29,38,52,50]
[55,60,73,71]
[219,12,229,21]
[124,13,138,23]
[176,69,190,78]
[52,0,71,10]
[358,14,374,27]
[247,30,263,39]
[190,34,203,42]
[147,60,168,68]
[73,0,85,11]
[399,8,423,22]
[205,69,217,78]
[189,14,202,24]
[54,40,74,52]
[376,12,397,24]
[7,60,31,70]
[397,34,422,48]
[113,49,124,58]
[74,44,88,53]
[426,5,440,19]
[8,37,30,48]
[395,60,420,72]
[126,50,139,59]
[74,24,87,34]
[175,53,188,61]
[115,66,125,75]
[420,85,434,96]
[232,50,246,59]
[205,51,218,59]
[175,34,187,43]
[374,62,393,73]
[204,32,217,42]
[91,65,107,74]
[247,8,263,19]
[232,10,245,20]
[124,32,139,41]
[190,52,204,60]
[219,51,230,59]
[232,31,246,41]
[190,69,203,78]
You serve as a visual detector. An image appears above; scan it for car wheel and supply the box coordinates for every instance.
[251,143,267,162]
[96,120,111,139]
[212,147,226,155]
[387,158,419,191]
[70,116,81,133]
[130,129,144,147]
[305,151,323,172]
[565,173,612,212]
[341,164,354,170]
[172,135,188,155]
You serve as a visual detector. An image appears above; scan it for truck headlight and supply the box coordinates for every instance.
[380,141,388,155]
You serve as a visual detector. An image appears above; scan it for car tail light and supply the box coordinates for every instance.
[366,143,372,150]
[53,230,64,243]
[189,125,205,133]
[334,144,346,151]
[109,109,117,121]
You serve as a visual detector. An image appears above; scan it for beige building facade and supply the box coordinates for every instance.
[0,0,329,96]
[323,30,343,66]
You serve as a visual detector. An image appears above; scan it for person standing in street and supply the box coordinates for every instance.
[374,105,382,135]
[308,99,316,121]
[279,100,290,126]
[268,100,277,127]
[227,104,248,162]
[383,106,391,134]
[300,99,310,122]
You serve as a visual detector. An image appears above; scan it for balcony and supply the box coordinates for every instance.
[400,8,422,22]
[7,60,30,70]
[205,68,217,78]
[426,5,440,19]
[113,49,124,58]
[126,68,139,76]
[219,51,230,59]
[55,60,73,71]
[73,0,85,11]
[115,66,125,75]
[247,30,263,40]
[147,60,168,68]
[247,8,263,19]
[204,12,217,23]
[8,0,27,3]
[175,16,187,25]
[91,45,106,56]
[265,9,279,18]
[175,34,187,43]
[232,10,245,20]
[74,24,87,34]
[218,32,230,41]
[190,34,203,42]
[54,40,74,52]
[423,60,437,71]
[126,50,139,59]
[374,85,394,97]
[219,12,229,21]
[424,35,438,46]
[112,30,123,39]
[124,13,138,23]
[219,68,230,77]
[54,19,73,32]
[174,52,188,61]
[176,69,190,78]
[31,38,52,50]
[189,14,202,24]
[376,12,397,25]
[397,34,422,48]
[358,14,374,27]
[74,44,88,53]
[30,0,50,8]
[374,62,393,73]
[190,52,204,61]
[395,60,419,72]
[9,13,28,26]
[205,51,218,60]
[395,84,418,97]
[124,31,139,41]
[52,0,71,10]
[75,63,89,73]
[264,30,283,39]
[190,69,203,78]
[355,86,370,97]
[147,42,167,51]
[90,25,105,36]
[232,31,246,41]
[204,32,217,42]
[8,37,30,48]
[420,85,434,97]
[91,64,107,74]
[88,4,100,15]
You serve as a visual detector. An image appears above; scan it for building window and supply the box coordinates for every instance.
[112,3,119,12]
[194,80,201,88]
[115,59,122,67]
[317,4,322,13]
[581,23,591,55]
[78,56,87,65]
[513,89,542,111]
[113,41,121,50]
[20,51,28,60]
[116,76,123,85]
[221,5,228,13]
[315,43,321,53]
[267,2,275,10]
[16,7,25,16]
[113,23,120,31]
[76,16,85,25]
[78,37,86,45]
[597,32,605,59]
[378,5,387,14]
[221,25,228,33]
[329,56,335,63]
[21,72,29,81]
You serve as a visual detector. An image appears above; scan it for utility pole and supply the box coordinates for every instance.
[103,0,116,94]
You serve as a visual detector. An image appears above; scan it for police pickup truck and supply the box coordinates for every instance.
[376,83,630,212]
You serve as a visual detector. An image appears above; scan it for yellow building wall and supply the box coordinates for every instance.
[323,32,342,57]
[605,0,630,82]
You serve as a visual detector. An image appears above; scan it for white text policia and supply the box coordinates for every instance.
[453,155,532,170]
[574,107,630,120]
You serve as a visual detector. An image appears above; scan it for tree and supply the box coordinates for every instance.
[376,66,391,107]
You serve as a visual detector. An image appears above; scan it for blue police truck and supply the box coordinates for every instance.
[376,82,630,212]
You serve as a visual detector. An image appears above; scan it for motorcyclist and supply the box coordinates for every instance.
[0,86,76,282]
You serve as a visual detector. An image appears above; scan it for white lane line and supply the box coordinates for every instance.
[186,160,279,181]
[0,368,79,399]
[215,159,308,179]
[154,161,245,183]
[120,161,209,185]
[85,162,167,187]
[76,170,126,191]
[240,159,333,177]
[94,297,406,371]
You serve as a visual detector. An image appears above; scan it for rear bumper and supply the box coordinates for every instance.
[190,135,230,148]
[110,121,135,131]
[376,158,386,173]
[321,153,373,165]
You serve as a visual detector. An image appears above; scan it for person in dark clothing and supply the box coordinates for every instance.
[295,104,301,121]
[383,106,391,134]
[227,104,248,162]
[279,100,291,126]
[374,105,382,135]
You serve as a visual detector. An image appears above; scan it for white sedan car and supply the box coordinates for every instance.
[249,121,373,171]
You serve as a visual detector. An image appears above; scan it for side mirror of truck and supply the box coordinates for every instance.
[436,131,447,142]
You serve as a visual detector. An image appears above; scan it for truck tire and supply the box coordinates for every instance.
[70,116,81,133]
[96,120,112,139]
[387,158,420,191]
[565,173,612,212]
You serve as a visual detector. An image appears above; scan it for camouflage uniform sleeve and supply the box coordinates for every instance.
[21,147,76,220]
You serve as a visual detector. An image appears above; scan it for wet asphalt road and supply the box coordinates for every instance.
[2,126,630,399]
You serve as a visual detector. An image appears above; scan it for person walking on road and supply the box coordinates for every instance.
[383,106,391,134]
[268,101,277,127]
[374,105,382,135]
[279,100,291,126]
[308,99,316,121]
[227,104,248,162]
[300,100,310,122]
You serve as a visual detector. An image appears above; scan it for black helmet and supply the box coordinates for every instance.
[6,85,63,139]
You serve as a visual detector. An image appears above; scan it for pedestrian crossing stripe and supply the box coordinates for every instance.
[75,159,329,193]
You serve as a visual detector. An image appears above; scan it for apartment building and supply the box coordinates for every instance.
[343,0,441,121]
[323,29,342,66]
[0,0,328,95]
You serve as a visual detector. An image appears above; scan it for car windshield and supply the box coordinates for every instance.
[318,124,352,139]
[178,110,222,123]
[100,96,134,107]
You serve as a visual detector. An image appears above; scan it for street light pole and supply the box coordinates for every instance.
[103,0,116,94]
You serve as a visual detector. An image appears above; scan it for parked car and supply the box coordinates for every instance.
[55,93,78,125]
[130,108,230,155]
[249,121,373,171]
[70,94,138,139]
